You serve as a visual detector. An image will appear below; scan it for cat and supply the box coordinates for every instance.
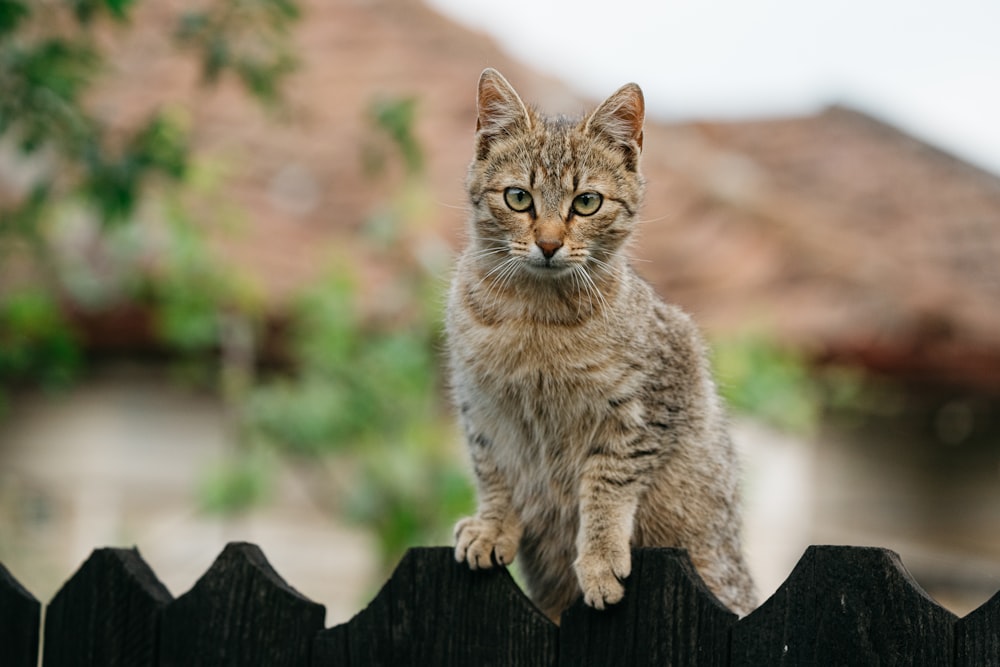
[446,68,756,621]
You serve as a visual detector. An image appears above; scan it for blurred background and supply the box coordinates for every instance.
[2,0,1000,625]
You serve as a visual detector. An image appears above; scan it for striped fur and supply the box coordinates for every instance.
[447,69,756,621]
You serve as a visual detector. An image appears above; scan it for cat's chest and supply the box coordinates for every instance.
[458,321,619,514]
[460,319,619,397]
[451,307,648,511]
[456,317,631,445]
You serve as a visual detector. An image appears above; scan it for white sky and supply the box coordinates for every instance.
[426,0,1000,175]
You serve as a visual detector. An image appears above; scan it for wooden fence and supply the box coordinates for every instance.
[2,542,999,666]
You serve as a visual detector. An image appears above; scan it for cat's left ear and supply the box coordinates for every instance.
[584,83,645,170]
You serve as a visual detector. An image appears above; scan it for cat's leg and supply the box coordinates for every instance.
[574,414,657,609]
[574,464,640,609]
[573,397,664,609]
[454,430,522,569]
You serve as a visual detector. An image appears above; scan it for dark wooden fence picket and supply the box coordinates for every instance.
[158,541,325,667]
[42,547,172,667]
[0,562,40,667]
[731,545,957,666]
[956,590,1000,667]
[5,541,1000,665]
[559,548,734,667]
[313,547,558,667]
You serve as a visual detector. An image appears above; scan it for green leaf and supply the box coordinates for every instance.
[103,0,136,20]
[0,290,82,388]
[713,332,821,434]
[369,96,424,176]
[173,0,300,105]
[199,450,272,514]
[0,0,29,35]
[131,111,189,178]
[65,0,135,24]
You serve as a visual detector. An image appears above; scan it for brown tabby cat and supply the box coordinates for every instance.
[447,68,756,621]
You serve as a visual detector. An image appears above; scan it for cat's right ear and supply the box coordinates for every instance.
[476,68,531,158]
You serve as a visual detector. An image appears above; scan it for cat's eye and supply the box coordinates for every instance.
[504,187,533,212]
[572,192,603,216]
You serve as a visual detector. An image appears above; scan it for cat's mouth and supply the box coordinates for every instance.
[524,256,572,275]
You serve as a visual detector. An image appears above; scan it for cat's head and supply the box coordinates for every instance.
[466,68,645,279]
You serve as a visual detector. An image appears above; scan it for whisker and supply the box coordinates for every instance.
[579,268,590,320]
[487,258,522,314]
[468,246,511,261]
[483,256,518,280]
[587,256,627,282]
[474,255,521,309]
[569,266,588,320]
[466,238,518,256]
[635,212,674,225]
[435,200,470,211]
[472,257,509,294]
[574,264,611,326]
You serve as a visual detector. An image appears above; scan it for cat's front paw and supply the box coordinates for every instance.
[454,516,519,569]
[574,547,631,610]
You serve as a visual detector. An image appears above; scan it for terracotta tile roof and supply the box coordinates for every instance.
[16,0,1000,390]
[85,0,583,310]
[637,109,1000,390]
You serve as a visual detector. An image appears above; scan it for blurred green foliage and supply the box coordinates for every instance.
[175,0,299,105]
[240,256,474,566]
[0,0,297,379]
[200,445,274,514]
[0,290,82,418]
[713,331,862,434]
[0,0,298,230]
[233,98,475,565]
[363,96,424,178]
[0,0,472,574]
[150,193,249,355]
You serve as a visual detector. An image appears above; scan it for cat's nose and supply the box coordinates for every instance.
[536,239,563,259]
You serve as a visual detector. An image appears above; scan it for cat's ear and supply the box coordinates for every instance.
[476,68,531,157]
[584,83,645,170]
